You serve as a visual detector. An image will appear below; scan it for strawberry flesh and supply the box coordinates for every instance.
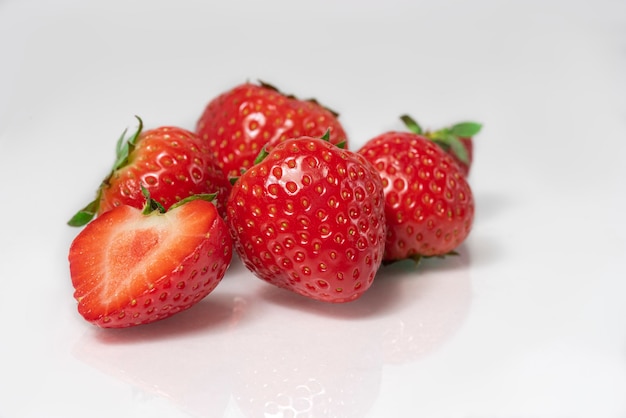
[69,199,232,328]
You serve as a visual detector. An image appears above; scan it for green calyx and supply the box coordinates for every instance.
[320,129,346,149]
[140,185,216,214]
[112,115,143,173]
[141,185,165,214]
[169,192,217,210]
[382,250,460,267]
[257,79,340,117]
[67,116,145,227]
[400,114,482,165]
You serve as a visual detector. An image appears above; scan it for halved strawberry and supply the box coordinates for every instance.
[68,192,232,328]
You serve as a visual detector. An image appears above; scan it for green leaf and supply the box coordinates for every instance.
[67,199,99,227]
[318,130,346,148]
[253,147,270,165]
[115,128,128,157]
[400,115,423,135]
[450,122,482,137]
[444,134,470,164]
[141,185,166,214]
[112,116,143,172]
[170,193,217,210]
[68,117,146,227]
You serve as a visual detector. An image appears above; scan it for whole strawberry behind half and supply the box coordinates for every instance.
[358,121,475,263]
[195,80,348,179]
[68,191,232,328]
[226,133,386,303]
[68,117,231,226]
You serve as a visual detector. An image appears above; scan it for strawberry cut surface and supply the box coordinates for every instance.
[69,199,232,328]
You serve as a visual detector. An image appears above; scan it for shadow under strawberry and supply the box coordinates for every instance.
[71,294,240,418]
[253,264,406,320]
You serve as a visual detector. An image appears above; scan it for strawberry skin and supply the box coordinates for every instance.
[69,198,232,328]
[358,132,474,261]
[99,125,231,215]
[226,136,386,303]
[68,117,231,226]
[196,81,348,179]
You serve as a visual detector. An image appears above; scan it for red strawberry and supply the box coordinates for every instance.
[68,192,232,328]
[68,117,231,226]
[226,135,386,303]
[196,81,348,179]
[358,128,474,262]
[400,115,482,177]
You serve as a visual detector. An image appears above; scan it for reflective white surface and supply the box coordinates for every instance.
[1,0,625,417]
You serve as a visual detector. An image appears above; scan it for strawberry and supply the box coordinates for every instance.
[68,117,231,226]
[195,81,348,179]
[400,115,482,177]
[226,134,386,303]
[68,192,232,328]
[358,127,474,262]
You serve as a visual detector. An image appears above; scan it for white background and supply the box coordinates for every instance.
[1,0,625,417]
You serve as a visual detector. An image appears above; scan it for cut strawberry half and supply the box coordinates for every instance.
[68,194,232,328]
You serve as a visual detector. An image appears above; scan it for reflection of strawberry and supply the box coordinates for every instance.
[72,298,235,418]
[358,128,474,262]
[375,255,472,364]
[400,115,482,177]
[226,135,386,303]
[68,117,231,226]
[196,81,348,178]
[68,193,232,328]
[228,299,382,418]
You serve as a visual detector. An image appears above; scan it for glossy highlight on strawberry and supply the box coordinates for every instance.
[196,81,348,179]
[226,136,386,303]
